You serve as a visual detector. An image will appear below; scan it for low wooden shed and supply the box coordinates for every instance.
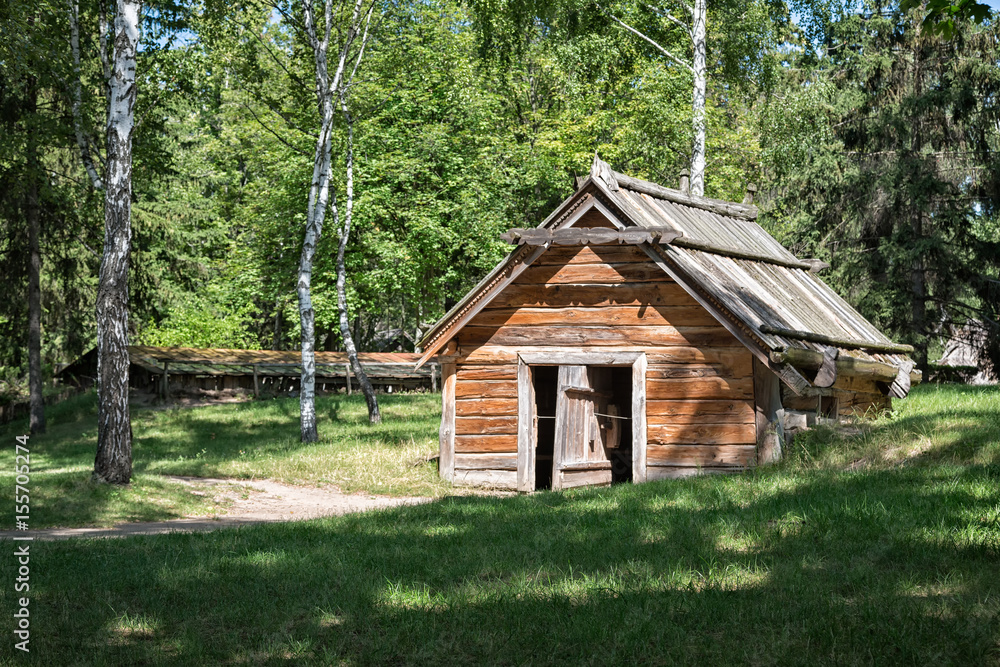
[58,346,435,397]
[416,157,920,491]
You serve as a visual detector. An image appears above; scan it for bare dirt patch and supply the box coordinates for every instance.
[0,476,435,541]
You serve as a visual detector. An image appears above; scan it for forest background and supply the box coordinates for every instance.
[2,0,999,407]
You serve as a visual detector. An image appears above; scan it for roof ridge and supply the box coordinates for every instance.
[611,169,759,220]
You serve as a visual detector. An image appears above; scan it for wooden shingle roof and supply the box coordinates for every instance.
[417,156,917,396]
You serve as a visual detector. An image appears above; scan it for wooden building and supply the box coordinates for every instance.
[415,157,919,491]
[58,346,435,397]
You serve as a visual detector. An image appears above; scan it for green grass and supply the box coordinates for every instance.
[1,384,999,664]
[0,390,445,528]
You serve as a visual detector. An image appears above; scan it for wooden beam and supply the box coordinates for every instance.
[501,227,681,246]
[813,348,838,388]
[439,362,456,482]
[759,324,915,354]
[770,346,921,384]
[518,350,643,366]
[611,170,759,220]
[670,237,811,270]
[753,357,784,464]
[632,353,647,484]
[517,359,535,492]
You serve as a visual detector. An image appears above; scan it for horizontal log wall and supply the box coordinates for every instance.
[451,242,758,485]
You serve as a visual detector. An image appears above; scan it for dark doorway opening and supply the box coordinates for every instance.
[533,366,558,490]
[589,366,634,484]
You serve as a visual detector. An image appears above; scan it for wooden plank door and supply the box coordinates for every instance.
[552,365,612,490]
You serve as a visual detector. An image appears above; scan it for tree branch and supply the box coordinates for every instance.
[594,2,693,72]
[241,99,311,156]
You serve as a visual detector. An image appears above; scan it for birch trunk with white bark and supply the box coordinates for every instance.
[299,0,381,439]
[68,0,104,190]
[690,0,707,197]
[93,0,139,485]
[26,68,45,435]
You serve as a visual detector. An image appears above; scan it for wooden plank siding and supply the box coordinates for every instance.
[449,242,758,484]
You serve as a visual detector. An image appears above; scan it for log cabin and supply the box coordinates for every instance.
[416,156,920,491]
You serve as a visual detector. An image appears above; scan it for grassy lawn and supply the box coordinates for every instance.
[0,391,445,528]
[1,383,998,664]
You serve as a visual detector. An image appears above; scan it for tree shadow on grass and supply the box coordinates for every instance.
[28,466,1000,665]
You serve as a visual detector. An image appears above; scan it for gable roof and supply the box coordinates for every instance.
[417,157,918,396]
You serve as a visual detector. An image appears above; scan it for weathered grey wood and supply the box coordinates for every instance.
[801,258,831,273]
[439,362,456,482]
[610,170,758,220]
[501,227,681,246]
[518,350,643,366]
[517,359,535,492]
[345,363,351,395]
[641,244,815,396]
[559,469,613,488]
[561,384,612,399]
[552,365,588,491]
[646,466,739,480]
[770,347,900,382]
[758,324,915,354]
[161,362,169,400]
[632,353,647,483]
[253,364,260,398]
[670,237,810,269]
[454,453,518,470]
[452,469,517,489]
[889,360,915,398]
[431,363,438,392]
[753,357,784,465]
[813,347,839,388]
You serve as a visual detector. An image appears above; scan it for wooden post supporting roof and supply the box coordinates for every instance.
[439,362,456,482]
[753,357,784,464]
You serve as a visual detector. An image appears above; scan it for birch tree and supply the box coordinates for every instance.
[93,0,140,484]
[298,0,382,439]
[596,0,707,195]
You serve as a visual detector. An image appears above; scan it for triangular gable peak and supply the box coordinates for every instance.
[418,156,918,398]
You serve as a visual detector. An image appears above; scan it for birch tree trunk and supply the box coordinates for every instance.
[25,69,45,435]
[690,0,707,197]
[93,0,140,485]
[68,0,104,190]
[336,105,380,423]
[298,0,381,437]
[599,2,707,195]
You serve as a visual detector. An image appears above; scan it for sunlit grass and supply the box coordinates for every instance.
[0,389,445,528]
[3,383,999,663]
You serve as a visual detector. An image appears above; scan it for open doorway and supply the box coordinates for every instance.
[532,364,633,490]
[589,366,633,484]
[532,366,558,490]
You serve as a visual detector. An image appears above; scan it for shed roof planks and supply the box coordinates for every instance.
[417,155,918,397]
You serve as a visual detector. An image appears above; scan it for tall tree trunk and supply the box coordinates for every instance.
[297,107,334,442]
[690,0,707,197]
[93,0,139,485]
[68,0,104,190]
[26,71,45,435]
[336,105,380,423]
[299,0,380,436]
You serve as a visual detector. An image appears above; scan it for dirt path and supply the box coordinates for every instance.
[0,477,435,541]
